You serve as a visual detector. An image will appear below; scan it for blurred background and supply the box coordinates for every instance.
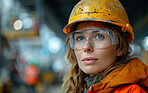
[0,0,148,93]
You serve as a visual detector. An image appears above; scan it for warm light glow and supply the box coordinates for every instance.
[14,20,23,30]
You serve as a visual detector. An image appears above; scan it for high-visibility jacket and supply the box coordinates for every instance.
[88,58,148,93]
[24,65,40,86]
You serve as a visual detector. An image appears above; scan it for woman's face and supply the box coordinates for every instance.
[74,22,121,74]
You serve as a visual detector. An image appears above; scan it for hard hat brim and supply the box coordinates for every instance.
[63,19,134,43]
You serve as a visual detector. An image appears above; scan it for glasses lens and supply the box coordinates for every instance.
[92,30,111,49]
[70,31,85,50]
[69,28,118,50]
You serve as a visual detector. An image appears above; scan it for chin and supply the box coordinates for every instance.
[82,69,100,74]
[81,66,104,74]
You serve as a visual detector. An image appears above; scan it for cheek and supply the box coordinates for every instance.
[74,51,82,62]
[98,48,117,67]
[74,51,84,70]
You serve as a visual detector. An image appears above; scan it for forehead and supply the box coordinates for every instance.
[76,22,109,30]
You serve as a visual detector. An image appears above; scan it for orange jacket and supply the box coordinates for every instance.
[88,58,148,93]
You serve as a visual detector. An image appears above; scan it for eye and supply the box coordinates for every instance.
[95,34,105,40]
[75,36,84,41]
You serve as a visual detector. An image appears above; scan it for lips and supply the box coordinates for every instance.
[82,57,98,64]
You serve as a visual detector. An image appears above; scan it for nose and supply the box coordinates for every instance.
[83,40,94,52]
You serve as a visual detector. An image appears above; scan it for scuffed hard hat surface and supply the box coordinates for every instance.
[69,0,129,25]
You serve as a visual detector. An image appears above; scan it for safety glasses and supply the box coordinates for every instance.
[69,28,119,50]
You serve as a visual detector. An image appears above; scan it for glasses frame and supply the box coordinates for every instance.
[69,28,119,50]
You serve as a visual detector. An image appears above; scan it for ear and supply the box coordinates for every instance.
[116,48,124,56]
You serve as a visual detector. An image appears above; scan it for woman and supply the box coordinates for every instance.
[62,0,148,93]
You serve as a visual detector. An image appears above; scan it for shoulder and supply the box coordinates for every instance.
[112,84,147,93]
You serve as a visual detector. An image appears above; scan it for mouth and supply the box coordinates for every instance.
[82,57,98,64]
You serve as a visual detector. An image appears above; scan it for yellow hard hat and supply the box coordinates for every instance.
[63,0,134,43]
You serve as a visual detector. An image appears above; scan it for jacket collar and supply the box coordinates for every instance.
[88,58,148,93]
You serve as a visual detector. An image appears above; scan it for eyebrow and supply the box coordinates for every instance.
[74,30,101,36]
[74,31,83,35]
[92,30,101,33]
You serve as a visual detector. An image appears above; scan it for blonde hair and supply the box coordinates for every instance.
[62,21,132,93]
